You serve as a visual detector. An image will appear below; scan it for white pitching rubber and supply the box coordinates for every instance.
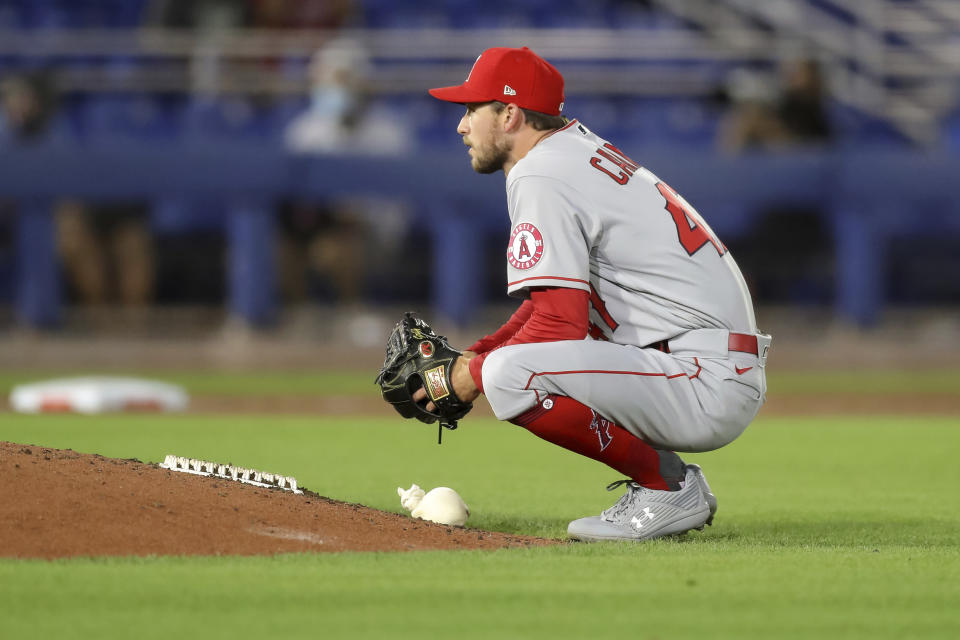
[160,454,302,494]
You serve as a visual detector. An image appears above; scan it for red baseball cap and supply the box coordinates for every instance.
[429,46,565,116]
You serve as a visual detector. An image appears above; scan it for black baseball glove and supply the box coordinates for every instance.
[375,312,473,435]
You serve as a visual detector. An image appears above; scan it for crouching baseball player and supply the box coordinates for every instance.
[378,47,770,542]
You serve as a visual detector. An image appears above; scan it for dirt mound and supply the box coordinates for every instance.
[0,442,556,559]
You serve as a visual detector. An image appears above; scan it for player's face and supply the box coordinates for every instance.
[458,103,512,174]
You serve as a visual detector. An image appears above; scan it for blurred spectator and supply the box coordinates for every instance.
[1,72,154,310]
[719,58,833,153]
[1,74,154,310]
[146,0,250,30]
[279,38,412,305]
[249,0,356,29]
[284,38,408,153]
[56,201,155,308]
[0,72,60,305]
[147,0,355,31]
[0,72,58,144]
[717,60,834,305]
[777,58,832,144]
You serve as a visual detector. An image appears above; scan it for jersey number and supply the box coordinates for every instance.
[656,181,726,257]
[588,284,618,341]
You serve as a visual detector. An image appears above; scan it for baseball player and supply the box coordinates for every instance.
[422,47,770,541]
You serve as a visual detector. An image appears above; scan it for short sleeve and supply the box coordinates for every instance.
[505,175,593,297]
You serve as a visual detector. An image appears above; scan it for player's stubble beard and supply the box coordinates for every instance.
[466,126,512,174]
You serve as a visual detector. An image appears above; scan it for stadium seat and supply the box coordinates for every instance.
[943,108,960,154]
[77,94,177,143]
[565,97,621,138]
[182,96,276,143]
[623,98,720,149]
[828,102,912,149]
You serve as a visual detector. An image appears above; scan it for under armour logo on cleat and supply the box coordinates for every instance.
[503,85,517,96]
[630,508,655,530]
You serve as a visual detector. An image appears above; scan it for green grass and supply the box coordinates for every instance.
[3,368,960,396]
[2,545,955,640]
[767,370,960,395]
[0,371,378,395]
[1,410,958,639]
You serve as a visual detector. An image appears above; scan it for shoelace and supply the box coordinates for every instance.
[600,479,646,521]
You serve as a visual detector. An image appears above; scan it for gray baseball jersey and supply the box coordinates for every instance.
[484,119,768,452]
[504,119,757,346]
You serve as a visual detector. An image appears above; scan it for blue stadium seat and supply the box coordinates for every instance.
[828,102,912,149]
[99,0,149,28]
[262,96,310,137]
[0,2,23,28]
[943,108,960,154]
[622,98,720,149]
[565,97,621,138]
[151,197,227,235]
[19,1,70,29]
[408,96,460,147]
[78,94,178,143]
[0,0,148,29]
[182,96,275,143]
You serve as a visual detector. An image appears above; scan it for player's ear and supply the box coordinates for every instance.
[501,103,525,132]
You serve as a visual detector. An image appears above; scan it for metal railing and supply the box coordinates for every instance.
[651,0,960,143]
[2,15,957,139]
[0,26,767,96]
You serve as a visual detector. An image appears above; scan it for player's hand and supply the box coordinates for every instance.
[413,352,480,412]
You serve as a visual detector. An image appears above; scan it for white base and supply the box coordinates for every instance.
[10,376,188,414]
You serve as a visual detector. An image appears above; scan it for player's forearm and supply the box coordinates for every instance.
[452,353,481,404]
[467,287,589,393]
[466,299,534,354]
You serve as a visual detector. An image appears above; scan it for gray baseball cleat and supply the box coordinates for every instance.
[567,464,718,542]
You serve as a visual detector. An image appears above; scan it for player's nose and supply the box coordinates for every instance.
[457,114,469,135]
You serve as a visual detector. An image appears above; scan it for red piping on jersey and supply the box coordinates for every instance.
[508,275,590,288]
[523,358,702,391]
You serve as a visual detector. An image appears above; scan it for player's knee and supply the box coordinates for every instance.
[480,349,530,420]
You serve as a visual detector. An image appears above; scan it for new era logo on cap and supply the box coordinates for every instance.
[428,46,565,116]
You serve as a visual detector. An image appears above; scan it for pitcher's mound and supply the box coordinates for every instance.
[0,442,556,558]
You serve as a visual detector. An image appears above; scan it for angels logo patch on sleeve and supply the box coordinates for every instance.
[508,222,544,270]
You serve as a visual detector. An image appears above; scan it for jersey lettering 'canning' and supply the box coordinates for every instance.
[589,143,640,185]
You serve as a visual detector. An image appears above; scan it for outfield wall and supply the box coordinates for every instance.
[2,145,959,327]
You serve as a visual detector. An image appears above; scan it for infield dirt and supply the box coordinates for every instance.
[0,441,557,559]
